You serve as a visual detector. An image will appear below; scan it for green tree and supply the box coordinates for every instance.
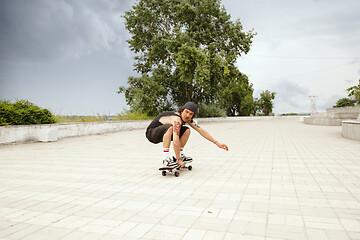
[118,0,255,116]
[118,67,174,116]
[255,90,276,116]
[347,79,360,105]
[221,66,254,116]
[333,98,356,108]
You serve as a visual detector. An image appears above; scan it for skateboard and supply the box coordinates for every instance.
[159,166,180,177]
[159,162,193,177]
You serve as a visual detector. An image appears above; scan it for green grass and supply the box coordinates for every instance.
[55,111,153,123]
[116,111,153,121]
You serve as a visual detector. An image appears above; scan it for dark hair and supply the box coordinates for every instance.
[177,107,196,122]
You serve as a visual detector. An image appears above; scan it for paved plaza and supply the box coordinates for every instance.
[0,118,359,240]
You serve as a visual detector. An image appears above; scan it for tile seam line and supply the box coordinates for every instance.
[292,125,352,239]
[283,125,309,240]
[221,126,267,239]
[305,140,356,239]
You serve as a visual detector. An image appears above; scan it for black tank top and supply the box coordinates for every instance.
[146,111,184,130]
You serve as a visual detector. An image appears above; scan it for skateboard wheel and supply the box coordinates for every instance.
[175,171,180,177]
[188,165,192,171]
[162,171,167,176]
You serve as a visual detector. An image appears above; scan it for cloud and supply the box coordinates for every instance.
[1,0,359,115]
[271,79,310,113]
[317,94,341,110]
[228,0,360,56]
[0,0,132,62]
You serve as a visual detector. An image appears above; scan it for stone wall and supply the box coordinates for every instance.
[0,120,151,144]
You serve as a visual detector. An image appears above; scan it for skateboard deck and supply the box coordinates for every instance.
[159,166,180,177]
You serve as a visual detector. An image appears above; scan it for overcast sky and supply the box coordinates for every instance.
[1,0,359,115]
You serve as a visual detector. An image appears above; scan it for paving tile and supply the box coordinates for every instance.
[6,210,42,223]
[4,224,44,240]
[217,209,236,220]
[127,211,166,224]
[233,211,267,223]
[100,209,135,221]
[172,205,204,217]
[76,232,106,240]
[192,216,231,232]
[106,221,136,236]
[79,224,114,234]
[60,230,90,240]
[225,232,264,240]
[161,214,198,229]
[0,222,29,238]
[143,225,187,240]
[0,119,359,240]
[23,212,67,226]
[51,215,94,229]
[324,229,350,240]
[227,220,266,236]
[181,229,206,240]
[126,223,154,238]
[306,228,329,240]
[266,224,306,240]
[339,218,360,232]
[20,226,72,240]
[348,231,360,239]
[203,230,226,240]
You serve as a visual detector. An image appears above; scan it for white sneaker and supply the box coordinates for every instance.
[162,157,179,168]
[180,154,193,163]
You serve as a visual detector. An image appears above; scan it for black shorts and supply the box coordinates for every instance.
[146,124,189,144]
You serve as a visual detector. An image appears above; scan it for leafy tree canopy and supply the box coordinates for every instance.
[255,90,276,116]
[119,0,255,116]
[333,98,356,108]
[347,79,360,105]
[333,79,360,109]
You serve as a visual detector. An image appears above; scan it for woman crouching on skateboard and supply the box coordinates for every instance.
[146,102,229,168]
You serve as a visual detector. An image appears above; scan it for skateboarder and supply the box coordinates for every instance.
[146,102,229,168]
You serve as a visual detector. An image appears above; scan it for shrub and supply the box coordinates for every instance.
[0,99,56,126]
[279,113,300,116]
[197,103,227,118]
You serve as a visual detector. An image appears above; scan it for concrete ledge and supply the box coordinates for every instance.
[38,128,58,142]
[0,116,301,144]
[0,120,151,144]
[304,107,360,126]
[342,120,360,141]
[303,116,343,126]
[327,107,360,119]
